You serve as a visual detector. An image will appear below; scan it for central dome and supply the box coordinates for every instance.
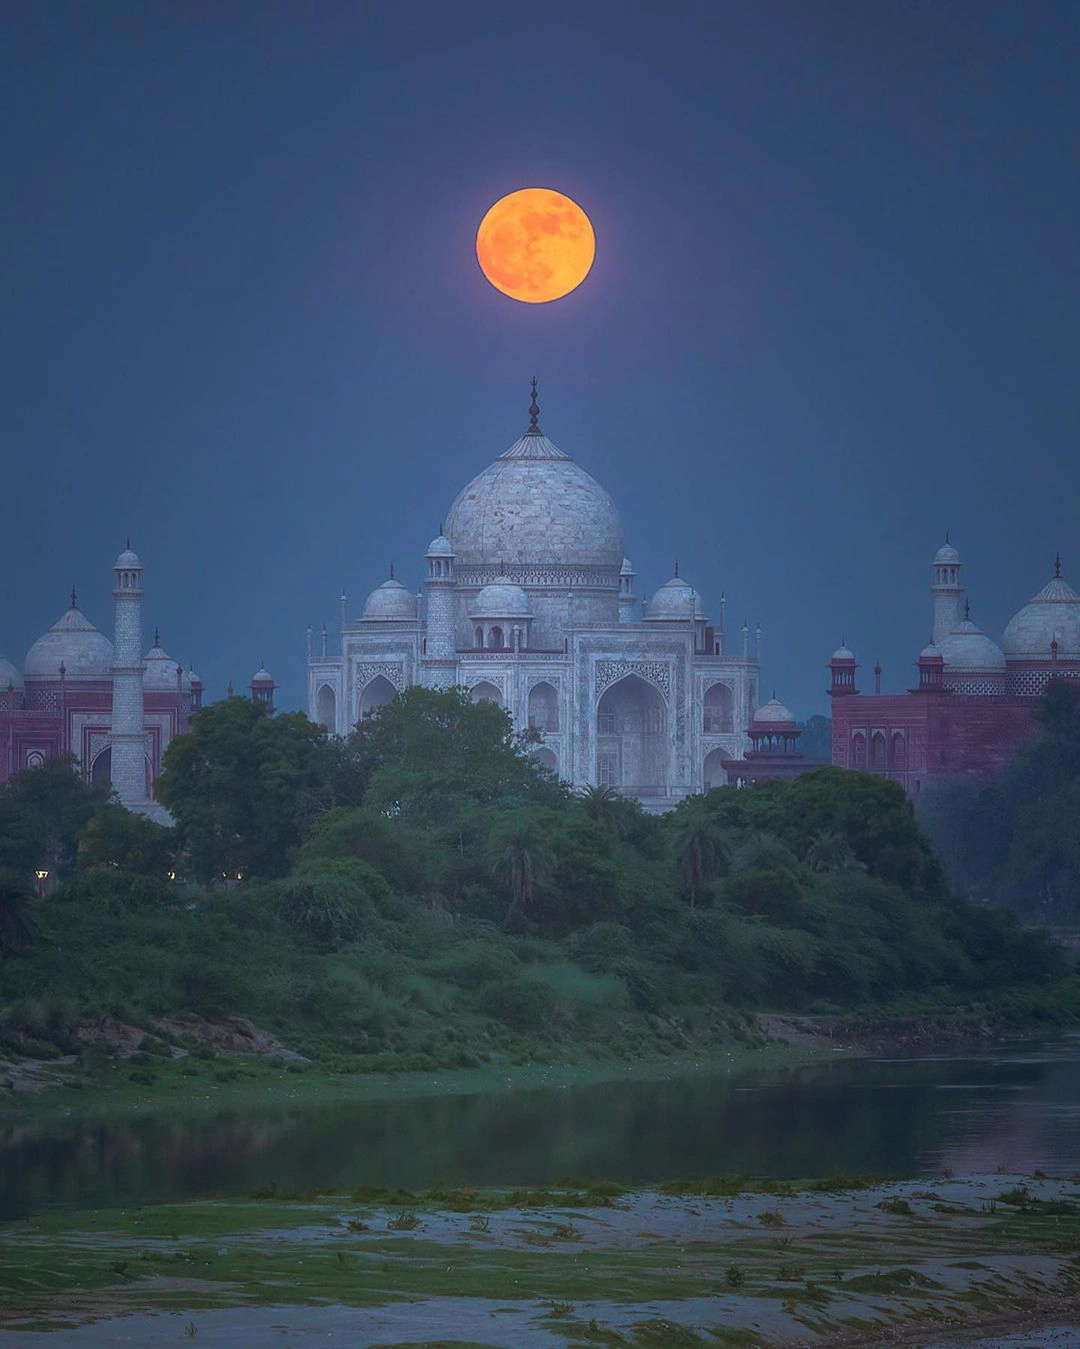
[443,403,623,573]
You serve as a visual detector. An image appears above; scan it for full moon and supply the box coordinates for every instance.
[476,188,595,304]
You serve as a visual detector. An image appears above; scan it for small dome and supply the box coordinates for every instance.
[920,641,943,660]
[620,557,634,575]
[646,575,700,621]
[25,604,114,679]
[252,667,274,685]
[752,696,796,725]
[0,655,22,691]
[934,540,960,565]
[831,644,855,662]
[471,580,531,618]
[426,534,454,557]
[113,547,142,569]
[1003,570,1080,659]
[362,577,418,622]
[189,668,203,687]
[143,636,183,691]
[940,618,1005,672]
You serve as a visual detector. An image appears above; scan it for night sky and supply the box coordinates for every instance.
[4,1,1079,718]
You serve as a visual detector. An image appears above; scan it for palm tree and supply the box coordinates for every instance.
[729,831,802,877]
[670,811,729,908]
[804,828,861,874]
[487,812,555,929]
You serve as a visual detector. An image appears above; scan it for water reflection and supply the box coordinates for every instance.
[3,1035,1079,1219]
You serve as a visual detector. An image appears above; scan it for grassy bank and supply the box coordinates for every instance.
[3,1172,1079,1344]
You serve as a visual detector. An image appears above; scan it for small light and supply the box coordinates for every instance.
[235,871,244,882]
[35,869,49,880]
[166,870,177,882]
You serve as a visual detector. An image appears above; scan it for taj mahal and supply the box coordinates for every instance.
[307,383,765,808]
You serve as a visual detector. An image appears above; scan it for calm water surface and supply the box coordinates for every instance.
[3,1034,1079,1218]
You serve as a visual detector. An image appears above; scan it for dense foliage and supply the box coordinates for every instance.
[0,688,1075,1068]
[917,684,1080,921]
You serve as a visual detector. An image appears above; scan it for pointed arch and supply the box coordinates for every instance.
[469,681,502,706]
[528,681,559,732]
[359,674,396,720]
[703,682,734,733]
[596,673,667,794]
[703,746,732,791]
[316,683,336,733]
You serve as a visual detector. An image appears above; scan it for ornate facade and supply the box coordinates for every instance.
[0,546,203,814]
[829,540,1080,795]
[308,386,763,809]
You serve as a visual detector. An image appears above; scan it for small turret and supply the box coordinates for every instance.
[828,641,858,697]
[251,665,275,709]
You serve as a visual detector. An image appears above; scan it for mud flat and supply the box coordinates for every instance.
[1,1173,1079,1346]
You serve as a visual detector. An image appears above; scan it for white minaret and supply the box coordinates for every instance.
[109,543,148,807]
[931,536,964,644]
[423,528,457,683]
[618,557,636,624]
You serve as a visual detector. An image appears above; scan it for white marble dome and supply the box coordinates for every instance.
[752,696,796,725]
[143,638,183,690]
[0,655,22,690]
[471,580,530,618]
[940,618,1006,671]
[25,604,114,679]
[443,429,624,571]
[362,578,418,621]
[920,641,942,660]
[646,575,699,620]
[934,541,960,565]
[621,557,634,575]
[831,644,855,661]
[1003,572,1080,658]
[114,546,142,569]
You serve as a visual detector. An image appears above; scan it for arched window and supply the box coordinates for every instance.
[703,683,734,733]
[890,730,907,770]
[475,626,484,649]
[528,682,559,732]
[488,625,503,649]
[852,731,867,769]
[26,750,46,771]
[533,746,557,774]
[359,674,396,720]
[89,746,110,784]
[870,731,887,770]
[703,746,732,791]
[469,681,502,706]
[316,684,336,733]
[596,674,667,794]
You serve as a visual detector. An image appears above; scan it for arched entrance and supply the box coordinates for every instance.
[703,746,732,791]
[703,683,734,733]
[90,746,112,786]
[469,681,502,706]
[528,682,558,732]
[595,674,667,795]
[359,675,396,720]
[316,684,336,733]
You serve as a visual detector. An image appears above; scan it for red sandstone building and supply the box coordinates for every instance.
[829,541,1080,795]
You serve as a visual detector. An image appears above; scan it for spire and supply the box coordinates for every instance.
[674,558,680,577]
[945,530,950,544]
[70,585,78,610]
[153,626,160,647]
[126,535,131,550]
[389,562,395,580]
[526,375,541,435]
[1055,551,1062,578]
[963,598,970,621]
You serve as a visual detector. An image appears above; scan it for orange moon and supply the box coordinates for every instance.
[476,188,595,303]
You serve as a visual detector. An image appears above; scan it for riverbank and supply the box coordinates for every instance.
[2,1172,1078,1345]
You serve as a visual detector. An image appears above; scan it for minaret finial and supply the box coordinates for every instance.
[438,520,444,536]
[389,561,395,580]
[70,585,78,609]
[527,376,541,434]
[674,558,680,578]
[945,530,949,544]
[963,598,970,621]
[153,626,160,647]
[126,535,131,550]
[1055,551,1062,578]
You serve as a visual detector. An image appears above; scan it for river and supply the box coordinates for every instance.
[3,1033,1079,1218]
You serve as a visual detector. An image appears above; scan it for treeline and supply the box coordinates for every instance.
[917,684,1080,922]
[0,689,1073,1066]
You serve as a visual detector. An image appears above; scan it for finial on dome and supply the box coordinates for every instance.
[153,626,160,647]
[126,535,131,550]
[963,598,970,621]
[438,521,444,536]
[674,558,680,578]
[59,661,66,679]
[70,585,78,609]
[389,561,395,580]
[526,376,541,435]
[945,530,950,544]
[1055,551,1062,578]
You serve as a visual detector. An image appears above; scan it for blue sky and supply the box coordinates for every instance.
[4,0,1079,716]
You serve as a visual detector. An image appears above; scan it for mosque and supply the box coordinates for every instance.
[307,383,767,808]
[828,539,1080,794]
[0,545,223,814]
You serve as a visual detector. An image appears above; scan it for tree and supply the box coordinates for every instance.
[155,697,330,881]
[798,714,833,762]
[485,809,556,929]
[0,756,109,878]
[803,828,862,874]
[78,804,176,877]
[0,871,38,957]
[668,803,729,907]
[356,687,568,827]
